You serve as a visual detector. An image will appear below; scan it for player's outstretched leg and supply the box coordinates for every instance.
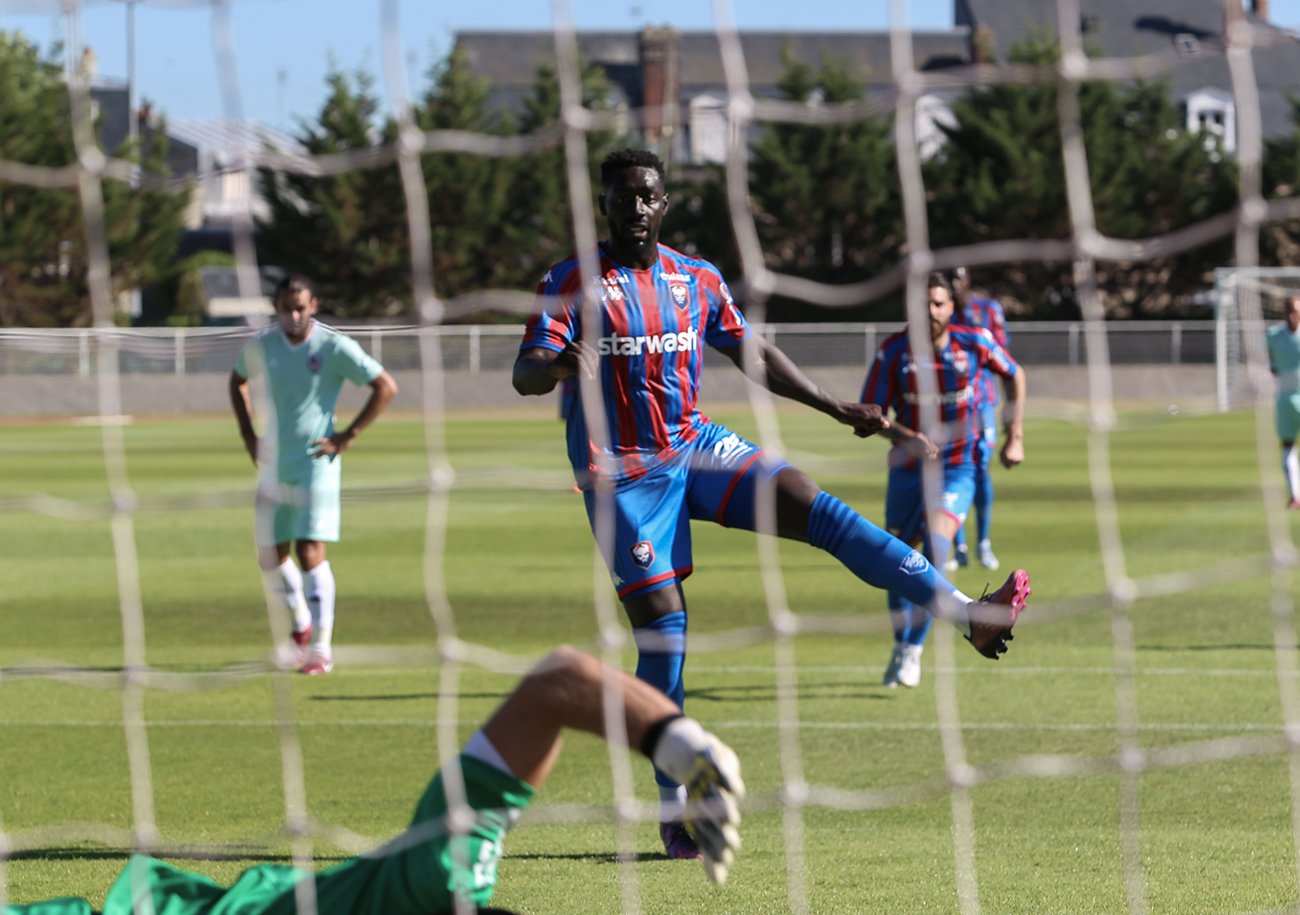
[803,490,1028,659]
[482,645,744,883]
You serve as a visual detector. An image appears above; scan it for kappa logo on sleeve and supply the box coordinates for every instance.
[630,540,655,569]
[899,550,929,576]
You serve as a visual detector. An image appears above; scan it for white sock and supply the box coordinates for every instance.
[304,561,335,654]
[946,588,977,639]
[657,783,687,823]
[1284,445,1300,501]
[264,559,310,633]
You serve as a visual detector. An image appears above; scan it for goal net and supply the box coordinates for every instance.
[3,2,1300,915]
[1216,266,1300,410]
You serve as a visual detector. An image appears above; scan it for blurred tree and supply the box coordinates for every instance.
[749,51,903,290]
[0,31,189,327]
[1263,96,1300,267]
[257,68,409,317]
[501,56,621,292]
[926,37,1236,318]
[259,50,619,317]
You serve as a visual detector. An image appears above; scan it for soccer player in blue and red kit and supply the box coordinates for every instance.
[861,271,1030,689]
[514,149,1030,859]
[948,266,1012,572]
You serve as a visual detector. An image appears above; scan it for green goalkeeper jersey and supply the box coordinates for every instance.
[6,756,535,915]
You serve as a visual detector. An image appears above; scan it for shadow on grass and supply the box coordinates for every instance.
[506,851,669,863]
[8,848,348,864]
[685,682,891,702]
[1141,644,1291,652]
[309,692,510,702]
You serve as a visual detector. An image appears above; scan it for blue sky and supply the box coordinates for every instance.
[0,0,1295,129]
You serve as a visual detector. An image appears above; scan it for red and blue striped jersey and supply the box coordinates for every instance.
[959,295,1010,409]
[860,325,1019,468]
[520,243,750,485]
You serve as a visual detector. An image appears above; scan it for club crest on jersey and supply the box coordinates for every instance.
[899,549,928,576]
[307,354,322,373]
[670,284,689,308]
[630,540,655,569]
[952,353,969,375]
[602,279,624,302]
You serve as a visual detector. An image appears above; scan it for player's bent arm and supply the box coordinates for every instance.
[313,370,399,458]
[1000,368,1027,468]
[513,347,564,395]
[877,418,940,460]
[718,337,889,437]
[228,370,258,465]
[346,369,399,435]
[512,344,594,396]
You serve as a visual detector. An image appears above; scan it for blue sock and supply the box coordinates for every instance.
[888,593,933,645]
[974,465,994,544]
[634,611,687,788]
[886,527,952,647]
[807,492,950,608]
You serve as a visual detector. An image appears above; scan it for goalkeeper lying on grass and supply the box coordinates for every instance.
[7,646,744,915]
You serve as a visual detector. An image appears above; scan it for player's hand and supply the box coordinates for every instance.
[902,432,940,461]
[1000,436,1024,468]
[682,734,746,885]
[549,340,599,382]
[311,431,356,460]
[836,402,891,439]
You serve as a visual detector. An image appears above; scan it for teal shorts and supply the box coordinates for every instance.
[1277,392,1300,442]
[255,460,342,546]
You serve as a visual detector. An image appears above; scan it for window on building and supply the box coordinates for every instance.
[688,94,727,165]
[1183,88,1235,153]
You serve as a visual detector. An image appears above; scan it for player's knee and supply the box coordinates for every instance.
[530,645,599,690]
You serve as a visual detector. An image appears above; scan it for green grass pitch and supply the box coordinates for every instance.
[1,404,1298,914]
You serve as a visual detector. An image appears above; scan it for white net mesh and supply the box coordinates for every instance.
[3,2,1300,914]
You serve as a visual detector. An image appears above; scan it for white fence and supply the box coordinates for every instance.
[0,320,1217,378]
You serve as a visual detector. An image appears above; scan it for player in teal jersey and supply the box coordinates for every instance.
[4,646,745,915]
[1267,296,1300,509]
[230,276,398,674]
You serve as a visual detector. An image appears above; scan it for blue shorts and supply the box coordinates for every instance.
[884,463,977,550]
[1277,392,1300,442]
[584,422,790,600]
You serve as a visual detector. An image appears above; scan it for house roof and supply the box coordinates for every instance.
[453,29,972,93]
[957,0,1300,135]
[167,119,306,166]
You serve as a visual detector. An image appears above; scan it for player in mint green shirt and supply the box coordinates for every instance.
[230,276,398,674]
[1267,296,1300,509]
[4,646,746,915]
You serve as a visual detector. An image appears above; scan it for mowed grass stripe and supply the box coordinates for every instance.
[3,408,1300,914]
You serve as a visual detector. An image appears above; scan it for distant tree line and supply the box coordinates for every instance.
[7,29,1300,326]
